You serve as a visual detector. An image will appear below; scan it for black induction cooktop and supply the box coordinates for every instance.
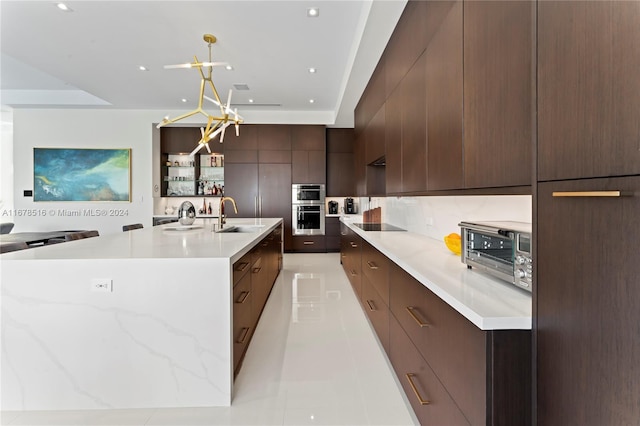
[353,223,406,232]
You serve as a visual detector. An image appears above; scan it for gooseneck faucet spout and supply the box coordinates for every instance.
[218,196,238,230]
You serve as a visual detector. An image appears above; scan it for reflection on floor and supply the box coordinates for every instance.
[1,253,417,426]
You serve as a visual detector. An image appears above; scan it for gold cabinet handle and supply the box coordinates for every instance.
[235,262,249,272]
[350,270,357,277]
[235,291,250,304]
[552,191,632,197]
[350,242,358,248]
[366,261,379,270]
[366,300,376,311]
[405,373,430,405]
[261,242,269,247]
[303,241,314,245]
[406,306,429,328]
[252,267,262,274]
[341,253,347,258]
[235,327,250,344]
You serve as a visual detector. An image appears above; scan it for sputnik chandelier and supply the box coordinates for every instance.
[157,34,243,156]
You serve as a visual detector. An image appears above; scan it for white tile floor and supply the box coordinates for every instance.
[1,253,417,426]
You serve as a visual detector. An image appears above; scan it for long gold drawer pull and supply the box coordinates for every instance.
[552,191,632,197]
[406,306,429,328]
[341,253,347,258]
[366,300,376,311]
[236,327,250,344]
[235,262,249,272]
[350,270,357,277]
[235,291,250,304]
[303,241,314,245]
[252,267,262,273]
[350,242,358,248]
[366,261,379,270]
[406,373,430,405]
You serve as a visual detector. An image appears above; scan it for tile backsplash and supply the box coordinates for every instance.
[361,195,532,241]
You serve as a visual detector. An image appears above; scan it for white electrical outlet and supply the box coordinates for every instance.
[91,278,113,292]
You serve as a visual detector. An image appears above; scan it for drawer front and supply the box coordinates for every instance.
[389,261,486,425]
[362,274,390,353]
[233,272,253,373]
[233,252,252,286]
[389,314,470,426]
[361,240,390,306]
[325,217,340,236]
[291,235,326,252]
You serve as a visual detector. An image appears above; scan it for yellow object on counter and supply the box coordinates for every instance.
[444,233,462,255]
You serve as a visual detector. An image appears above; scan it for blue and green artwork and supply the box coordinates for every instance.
[33,148,131,202]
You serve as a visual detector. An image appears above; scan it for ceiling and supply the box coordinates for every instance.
[0,0,407,127]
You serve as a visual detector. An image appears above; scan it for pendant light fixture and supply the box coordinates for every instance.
[157,34,243,156]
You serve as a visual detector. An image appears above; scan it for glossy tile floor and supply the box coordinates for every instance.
[1,253,417,426]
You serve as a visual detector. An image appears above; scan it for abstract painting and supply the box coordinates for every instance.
[33,148,131,202]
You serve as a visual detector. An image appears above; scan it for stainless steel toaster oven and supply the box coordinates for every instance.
[459,220,533,292]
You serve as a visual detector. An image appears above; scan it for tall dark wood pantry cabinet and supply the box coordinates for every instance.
[535,1,640,425]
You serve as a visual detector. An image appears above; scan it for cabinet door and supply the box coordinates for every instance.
[401,52,427,193]
[537,1,640,181]
[223,163,258,218]
[463,0,533,188]
[536,176,640,425]
[258,163,292,248]
[354,133,367,197]
[389,315,470,426]
[292,150,326,184]
[426,0,463,191]
[385,86,403,195]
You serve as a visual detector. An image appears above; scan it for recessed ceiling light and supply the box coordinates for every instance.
[248,99,254,103]
[307,7,319,17]
[181,98,188,103]
[308,67,317,74]
[309,99,315,104]
[56,3,73,12]
[138,66,148,71]
[225,65,234,71]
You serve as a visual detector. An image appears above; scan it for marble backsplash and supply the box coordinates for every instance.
[360,195,532,241]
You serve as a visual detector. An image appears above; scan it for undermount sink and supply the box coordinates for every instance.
[215,225,265,233]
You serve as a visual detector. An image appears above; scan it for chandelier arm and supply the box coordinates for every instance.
[206,79,226,115]
[157,109,201,128]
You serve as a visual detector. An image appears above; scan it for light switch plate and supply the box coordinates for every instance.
[91,278,113,292]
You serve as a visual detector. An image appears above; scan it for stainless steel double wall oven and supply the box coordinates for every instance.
[292,184,325,235]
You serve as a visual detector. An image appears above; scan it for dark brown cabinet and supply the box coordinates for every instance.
[326,128,355,197]
[291,125,325,185]
[535,3,640,424]
[324,216,340,252]
[536,177,640,425]
[290,235,326,253]
[463,0,534,189]
[426,0,463,191]
[340,223,362,298]
[233,225,282,376]
[537,1,640,181]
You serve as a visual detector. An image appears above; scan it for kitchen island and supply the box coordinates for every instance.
[0,218,282,411]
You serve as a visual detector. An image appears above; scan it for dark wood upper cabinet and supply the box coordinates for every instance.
[223,124,257,151]
[291,125,326,184]
[537,1,640,181]
[365,105,386,165]
[355,59,386,137]
[354,133,367,197]
[400,52,427,193]
[326,128,355,196]
[426,1,463,191]
[463,0,534,189]
[384,0,429,98]
[160,127,202,153]
[385,85,403,195]
[257,125,291,151]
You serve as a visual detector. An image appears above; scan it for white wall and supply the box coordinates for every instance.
[1,110,14,216]
[10,109,160,235]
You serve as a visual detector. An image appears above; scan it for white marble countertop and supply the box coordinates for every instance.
[2,218,282,264]
[340,217,532,330]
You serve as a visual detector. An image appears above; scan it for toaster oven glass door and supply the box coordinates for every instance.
[465,230,514,277]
